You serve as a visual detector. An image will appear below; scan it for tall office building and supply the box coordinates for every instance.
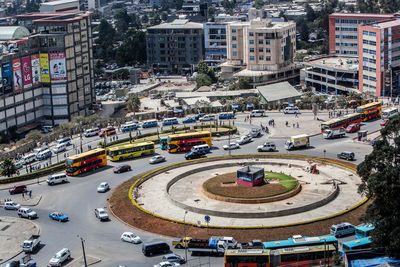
[0,11,94,136]
[203,22,227,68]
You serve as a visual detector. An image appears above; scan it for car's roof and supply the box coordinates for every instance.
[123,231,134,235]
[96,208,106,212]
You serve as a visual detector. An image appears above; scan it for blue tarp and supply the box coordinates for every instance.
[231,104,240,109]
[351,257,400,267]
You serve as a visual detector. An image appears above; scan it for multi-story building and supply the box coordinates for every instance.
[359,19,400,97]
[0,11,94,136]
[203,22,227,68]
[146,19,203,75]
[303,56,359,95]
[39,0,80,13]
[222,18,301,87]
[328,13,395,56]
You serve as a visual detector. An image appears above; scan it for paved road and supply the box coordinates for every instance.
[0,115,380,267]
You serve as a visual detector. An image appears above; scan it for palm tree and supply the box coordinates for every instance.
[0,158,17,177]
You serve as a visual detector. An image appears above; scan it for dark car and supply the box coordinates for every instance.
[185,151,206,160]
[9,185,27,195]
[142,241,170,257]
[337,151,355,161]
[113,164,131,173]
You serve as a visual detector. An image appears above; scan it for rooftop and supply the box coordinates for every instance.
[257,81,302,102]
[40,0,78,6]
[330,13,395,18]
[0,26,30,41]
[304,56,358,72]
[148,19,203,30]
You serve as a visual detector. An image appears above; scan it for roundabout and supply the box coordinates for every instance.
[110,154,367,231]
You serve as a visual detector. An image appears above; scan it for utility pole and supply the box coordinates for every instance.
[228,119,231,156]
[79,122,83,153]
[183,210,189,264]
[79,236,88,267]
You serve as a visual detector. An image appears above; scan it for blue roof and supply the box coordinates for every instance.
[356,224,375,232]
[351,257,400,267]
[263,235,337,249]
[342,237,372,250]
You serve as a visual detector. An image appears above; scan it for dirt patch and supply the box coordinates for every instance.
[109,176,369,242]
[203,172,291,199]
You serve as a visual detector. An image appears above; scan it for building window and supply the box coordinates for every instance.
[250,56,255,61]
[259,55,264,60]
[249,32,254,36]
[266,56,271,61]
[249,40,254,45]
[250,48,254,53]
[258,48,263,52]
[232,36,237,41]
[232,44,237,48]
[232,29,236,33]
[258,40,263,44]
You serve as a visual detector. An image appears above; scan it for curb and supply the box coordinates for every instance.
[110,154,367,230]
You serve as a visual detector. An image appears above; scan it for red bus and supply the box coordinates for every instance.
[356,101,382,121]
[321,113,364,132]
[65,148,107,176]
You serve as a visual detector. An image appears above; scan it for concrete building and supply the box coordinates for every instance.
[222,18,301,87]
[303,56,359,95]
[39,0,80,13]
[328,13,395,56]
[147,19,203,75]
[257,81,302,108]
[0,11,95,136]
[359,19,400,97]
[203,22,227,68]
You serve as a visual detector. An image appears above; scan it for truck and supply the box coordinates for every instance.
[188,240,229,256]
[285,134,310,150]
[22,235,40,253]
[323,128,345,139]
[178,236,238,256]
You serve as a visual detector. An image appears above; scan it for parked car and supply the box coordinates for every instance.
[149,155,166,164]
[3,200,21,210]
[121,232,142,244]
[223,143,240,150]
[162,253,186,264]
[237,135,252,145]
[337,151,355,161]
[94,208,109,221]
[52,143,66,154]
[49,212,69,222]
[345,123,361,133]
[257,142,276,152]
[184,151,206,160]
[49,248,71,267]
[113,165,131,173]
[9,185,27,195]
[97,182,110,193]
[283,106,300,114]
[17,207,38,219]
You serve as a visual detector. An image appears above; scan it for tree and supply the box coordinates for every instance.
[253,0,264,9]
[305,4,316,22]
[196,73,213,88]
[238,77,252,89]
[115,9,131,34]
[115,29,147,66]
[161,11,168,21]
[25,0,40,12]
[197,61,217,83]
[357,0,379,13]
[141,14,149,24]
[127,95,141,112]
[26,130,42,142]
[0,158,17,177]
[357,115,400,257]
[97,20,116,61]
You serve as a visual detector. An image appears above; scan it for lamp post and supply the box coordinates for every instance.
[79,122,83,153]
[228,119,231,156]
[78,236,88,267]
[183,210,189,263]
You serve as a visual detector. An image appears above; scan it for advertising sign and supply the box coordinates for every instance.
[12,58,22,93]
[21,56,32,88]
[49,52,67,81]
[40,53,50,83]
[31,54,40,85]
[2,62,12,94]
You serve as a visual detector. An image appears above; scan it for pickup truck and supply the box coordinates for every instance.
[188,240,228,256]
[22,235,40,253]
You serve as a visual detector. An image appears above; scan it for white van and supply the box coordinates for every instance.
[47,173,68,186]
[250,110,265,117]
[36,149,52,161]
[283,106,300,114]
[52,143,66,154]
[199,115,215,122]
[191,144,210,154]
[22,153,36,165]
[56,137,72,146]
[330,222,356,237]
[84,128,100,137]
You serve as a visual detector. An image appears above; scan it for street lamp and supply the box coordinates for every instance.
[78,235,88,267]
[183,211,189,263]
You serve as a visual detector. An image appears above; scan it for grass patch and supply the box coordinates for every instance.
[267,172,298,191]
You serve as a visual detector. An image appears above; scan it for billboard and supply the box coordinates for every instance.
[49,52,67,81]
[40,53,50,83]
[2,62,12,94]
[21,56,32,89]
[12,58,22,93]
[31,54,40,85]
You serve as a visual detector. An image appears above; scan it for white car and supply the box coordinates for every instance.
[121,232,142,244]
[49,248,71,266]
[17,207,38,219]
[257,142,277,152]
[154,262,180,267]
[149,155,166,164]
[4,201,21,210]
[223,143,240,150]
[97,182,110,193]
[94,208,109,221]
[237,135,252,145]
[14,161,23,169]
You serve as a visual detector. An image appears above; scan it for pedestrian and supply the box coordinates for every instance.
[286,121,289,127]
[295,111,298,118]
[292,123,295,128]
[297,122,299,128]
[22,192,25,199]
[116,135,118,140]
[29,190,32,198]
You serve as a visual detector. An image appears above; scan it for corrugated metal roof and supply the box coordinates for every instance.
[148,19,203,29]
[257,81,302,102]
[0,26,30,41]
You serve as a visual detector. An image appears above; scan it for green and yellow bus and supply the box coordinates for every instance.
[107,141,155,161]
[66,148,107,176]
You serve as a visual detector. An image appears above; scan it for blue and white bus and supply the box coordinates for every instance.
[263,235,338,250]
[121,123,138,133]
[218,112,235,120]
[355,224,375,239]
[342,237,372,252]
[142,119,158,128]
[162,117,179,126]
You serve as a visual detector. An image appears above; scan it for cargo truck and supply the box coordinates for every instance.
[323,128,346,139]
[174,236,237,256]
[284,134,310,150]
[22,235,40,253]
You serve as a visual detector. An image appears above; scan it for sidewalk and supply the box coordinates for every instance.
[0,216,39,264]
[66,255,101,267]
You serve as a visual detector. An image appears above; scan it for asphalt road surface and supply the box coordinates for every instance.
[0,114,380,267]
